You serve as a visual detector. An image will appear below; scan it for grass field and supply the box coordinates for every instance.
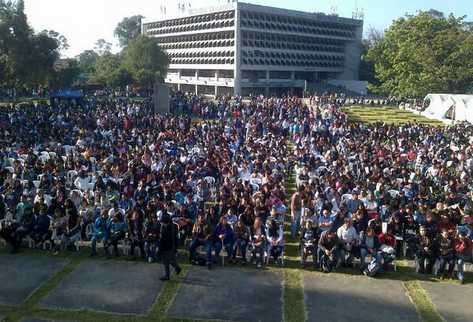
[343,106,444,126]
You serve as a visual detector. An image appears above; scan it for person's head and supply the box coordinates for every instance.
[426,212,434,223]
[197,214,205,224]
[343,217,352,228]
[254,216,262,228]
[458,230,467,241]
[327,229,337,238]
[112,211,122,222]
[131,210,140,221]
[441,214,449,224]
[161,213,171,224]
[236,219,245,228]
[352,189,359,199]
[441,228,449,239]
[305,219,313,229]
[419,225,427,237]
[322,208,330,217]
[366,227,375,237]
[220,216,228,226]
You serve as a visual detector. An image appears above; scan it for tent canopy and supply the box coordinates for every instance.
[49,89,84,99]
[423,93,473,124]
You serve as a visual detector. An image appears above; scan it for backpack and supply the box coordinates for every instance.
[364,258,381,277]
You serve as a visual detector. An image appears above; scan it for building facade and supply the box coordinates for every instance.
[143,2,363,96]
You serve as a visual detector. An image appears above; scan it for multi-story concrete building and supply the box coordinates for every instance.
[143,2,363,96]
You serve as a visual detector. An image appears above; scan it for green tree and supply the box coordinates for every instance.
[366,11,473,97]
[114,15,144,47]
[94,38,112,55]
[359,27,384,84]
[122,35,168,88]
[92,52,132,87]
[0,0,67,88]
[76,50,99,75]
[49,58,81,89]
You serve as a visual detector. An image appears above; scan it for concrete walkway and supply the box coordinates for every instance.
[0,254,472,322]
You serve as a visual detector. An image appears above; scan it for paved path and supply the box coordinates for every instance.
[168,266,283,322]
[421,281,473,322]
[304,273,418,322]
[0,254,472,322]
[0,256,67,306]
[40,260,165,315]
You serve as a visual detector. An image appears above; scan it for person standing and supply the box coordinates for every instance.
[159,214,181,281]
[291,186,304,238]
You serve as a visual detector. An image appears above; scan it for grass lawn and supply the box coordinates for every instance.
[343,106,444,126]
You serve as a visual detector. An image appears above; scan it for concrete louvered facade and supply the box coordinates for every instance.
[143,2,363,96]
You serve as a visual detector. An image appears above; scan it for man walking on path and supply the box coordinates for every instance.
[159,214,181,281]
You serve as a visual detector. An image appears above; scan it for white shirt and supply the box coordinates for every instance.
[337,226,359,244]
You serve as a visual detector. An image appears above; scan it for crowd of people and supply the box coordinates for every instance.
[0,91,472,282]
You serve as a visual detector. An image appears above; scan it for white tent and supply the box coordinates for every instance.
[423,94,473,124]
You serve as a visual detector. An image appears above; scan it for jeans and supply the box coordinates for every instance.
[31,229,51,244]
[268,244,283,261]
[214,240,233,259]
[360,248,381,268]
[130,238,145,257]
[232,239,248,261]
[434,255,455,277]
[339,244,357,266]
[253,243,265,266]
[107,231,125,255]
[161,250,181,278]
[91,235,109,255]
[300,244,316,266]
[13,225,32,250]
[456,255,471,281]
[145,240,159,261]
[291,210,301,238]
[415,252,435,274]
[317,247,339,272]
[189,239,212,263]
[61,231,80,251]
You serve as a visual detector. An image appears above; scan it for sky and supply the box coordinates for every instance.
[24,0,473,58]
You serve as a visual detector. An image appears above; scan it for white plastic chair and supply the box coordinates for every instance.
[388,190,400,198]
[204,176,216,185]
[341,194,352,203]
[250,177,262,186]
[67,170,78,186]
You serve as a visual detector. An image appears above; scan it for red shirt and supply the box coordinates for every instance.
[378,233,396,247]
[455,238,472,255]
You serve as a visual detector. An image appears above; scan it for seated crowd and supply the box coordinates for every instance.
[0,92,472,283]
[290,103,473,281]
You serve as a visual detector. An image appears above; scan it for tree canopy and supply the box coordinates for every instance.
[0,0,72,89]
[366,10,473,98]
[122,35,168,87]
[114,15,143,47]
